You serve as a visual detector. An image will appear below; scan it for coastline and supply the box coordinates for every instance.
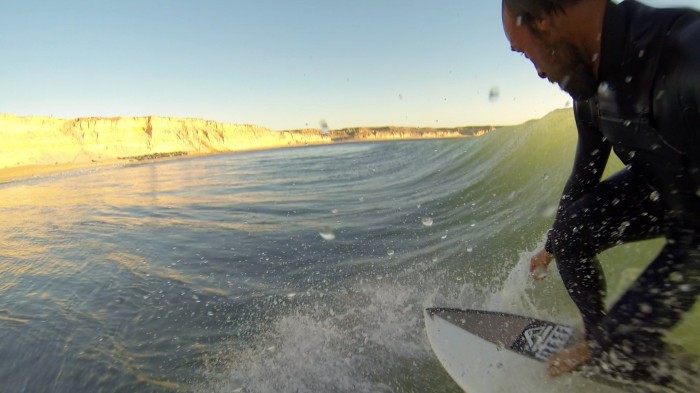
[0,137,467,185]
[0,151,218,185]
[0,113,498,185]
[0,161,123,185]
[0,148,276,185]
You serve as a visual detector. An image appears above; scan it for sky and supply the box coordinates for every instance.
[1,0,698,130]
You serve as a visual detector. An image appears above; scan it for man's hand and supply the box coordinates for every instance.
[529,249,554,280]
[546,341,591,378]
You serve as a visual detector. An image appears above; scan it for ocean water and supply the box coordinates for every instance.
[1,110,697,393]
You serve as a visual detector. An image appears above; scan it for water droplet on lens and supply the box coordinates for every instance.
[541,205,557,217]
[489,86,500,103]
[560,75,571,89]
[320,119,329,135]
[421,217,434,227]
[669,272,684,283]
[319,230,336,240]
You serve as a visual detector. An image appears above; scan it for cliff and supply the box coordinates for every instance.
[0,114,331,169]
[0,115,495,177]
[325,125,494,141]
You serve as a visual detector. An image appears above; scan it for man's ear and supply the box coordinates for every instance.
[531,14,552,35]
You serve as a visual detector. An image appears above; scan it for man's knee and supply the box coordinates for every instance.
[548,212,597,260]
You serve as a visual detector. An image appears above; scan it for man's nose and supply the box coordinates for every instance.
[537,69,547,79]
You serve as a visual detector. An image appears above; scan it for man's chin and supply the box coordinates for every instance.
[561,84,597,101]
[555,71,598,100]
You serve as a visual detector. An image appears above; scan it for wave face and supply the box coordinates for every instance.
[0,109,696,392]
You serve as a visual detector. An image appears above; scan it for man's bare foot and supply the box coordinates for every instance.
[546,341,591,378]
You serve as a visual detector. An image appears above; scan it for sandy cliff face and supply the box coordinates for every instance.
[0,115,331,168]
[327,126,493,141]
[0,114,492,171]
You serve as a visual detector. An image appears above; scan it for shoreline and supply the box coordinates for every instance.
[0,113,501,185]
[0,152,214,185]
[0,136,475,185]
[0,160,125,185]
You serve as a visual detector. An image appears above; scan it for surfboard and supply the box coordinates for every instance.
[424,308,629,393]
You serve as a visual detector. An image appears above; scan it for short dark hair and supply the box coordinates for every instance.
[502,0,580,26]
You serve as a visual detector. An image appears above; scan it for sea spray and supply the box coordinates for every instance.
[197,278,456,393]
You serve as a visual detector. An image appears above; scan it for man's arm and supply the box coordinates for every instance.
[544,100,611,255]
[655,11,700,192]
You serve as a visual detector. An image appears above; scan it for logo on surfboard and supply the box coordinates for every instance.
[515,323,574,361]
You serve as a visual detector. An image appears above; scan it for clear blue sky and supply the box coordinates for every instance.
[1,0,697,130]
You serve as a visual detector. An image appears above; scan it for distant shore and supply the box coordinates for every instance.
[0,114,496,184]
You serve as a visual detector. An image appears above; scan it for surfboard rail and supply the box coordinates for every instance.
[426,307,576,362]
[424,307,628,393]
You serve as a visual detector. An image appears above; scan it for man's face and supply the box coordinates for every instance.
[502,6,598,100]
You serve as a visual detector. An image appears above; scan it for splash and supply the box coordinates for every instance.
[197,279,446,393]
[195,245,578,393]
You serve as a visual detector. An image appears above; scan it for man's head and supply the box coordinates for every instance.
[502,0,573,28]
[502,0,600,100]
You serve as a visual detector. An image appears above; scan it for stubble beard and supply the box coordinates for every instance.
[552,41,598,100]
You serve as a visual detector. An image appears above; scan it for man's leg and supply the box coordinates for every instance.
[594,223,700,381]
[547,168,665,353]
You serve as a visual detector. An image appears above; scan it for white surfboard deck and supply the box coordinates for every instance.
[425,308,631,393]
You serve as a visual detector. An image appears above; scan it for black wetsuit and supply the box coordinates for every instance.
[543,0,700,380]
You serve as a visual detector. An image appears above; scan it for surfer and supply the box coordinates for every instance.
[501,0,700,382]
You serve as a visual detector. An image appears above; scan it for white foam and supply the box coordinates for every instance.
[199,280,434,393]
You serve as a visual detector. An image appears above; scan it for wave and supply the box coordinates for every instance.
[195,109,696,392]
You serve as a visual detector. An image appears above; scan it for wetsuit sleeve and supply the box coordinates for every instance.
[545,101,611,254]
[654,13,700,193]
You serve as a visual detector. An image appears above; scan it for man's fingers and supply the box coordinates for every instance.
[531,265,548,280]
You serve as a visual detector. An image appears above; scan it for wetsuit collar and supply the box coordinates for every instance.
[598,0,627,83]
